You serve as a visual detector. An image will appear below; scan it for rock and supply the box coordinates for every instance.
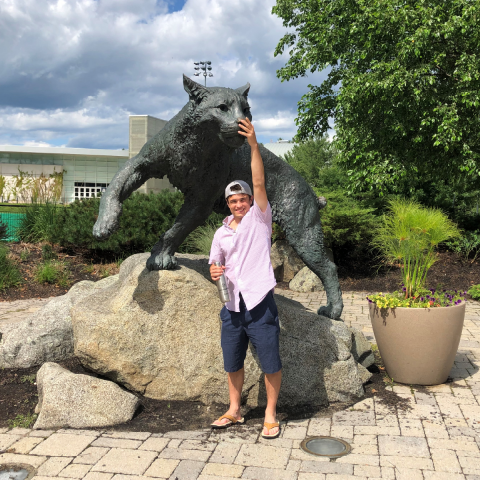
[349,327,375,368]
[0,275,119,369]
[270,240,305,282]
[72,254,371,407]
[34,362,139,429]
[173,253,212,282]
[289,266,324,292]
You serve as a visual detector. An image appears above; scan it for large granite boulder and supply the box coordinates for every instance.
[289,266,324,293]
[34,362,140,429]
[0,275,119,369]
[270,240,305,282]
[350,327,376,368]
[72,253,371,407]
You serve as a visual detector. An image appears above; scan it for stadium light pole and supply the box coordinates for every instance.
[193,61,213,86]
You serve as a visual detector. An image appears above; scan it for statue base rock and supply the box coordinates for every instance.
[71,253,371,407]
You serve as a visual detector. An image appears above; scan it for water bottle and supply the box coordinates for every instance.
[214,261,230,303]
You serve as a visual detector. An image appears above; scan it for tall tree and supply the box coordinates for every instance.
[283,135,338,188]
[273,0,480,193]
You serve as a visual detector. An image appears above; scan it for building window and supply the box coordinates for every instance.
[74,182,109,200]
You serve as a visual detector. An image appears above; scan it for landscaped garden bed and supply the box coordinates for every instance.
[0,242,121,301]
[0,347,412,433]
[0,242,477,432]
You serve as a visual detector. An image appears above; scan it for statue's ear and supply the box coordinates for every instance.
[235,83,250,98]
[183,74,208,104]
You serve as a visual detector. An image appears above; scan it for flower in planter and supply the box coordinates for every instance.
[368,199,463,309]
[367,288,466,308]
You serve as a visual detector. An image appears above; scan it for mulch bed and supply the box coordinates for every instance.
[0,244,478,432]
[0,357,407,433]
[0,243,120,301]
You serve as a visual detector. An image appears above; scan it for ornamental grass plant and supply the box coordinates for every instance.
[368,199,462,308]
[0,245,23,290]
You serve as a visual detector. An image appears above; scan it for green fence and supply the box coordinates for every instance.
[0,212,25,241]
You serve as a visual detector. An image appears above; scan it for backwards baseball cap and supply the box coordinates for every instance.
[225,180,253,199]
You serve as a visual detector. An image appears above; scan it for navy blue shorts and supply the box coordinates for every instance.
[220,290,282,374]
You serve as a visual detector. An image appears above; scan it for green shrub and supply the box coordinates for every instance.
[0,245,22,290]
[283,135,337,188]
[17,202,60,243]
[41,243,57,261]
[50,191,184,256]
[180,212,224,255]
[318,190,378,249]
[445,230,480,264]
[468,284,480,301]
[34,260,71,288]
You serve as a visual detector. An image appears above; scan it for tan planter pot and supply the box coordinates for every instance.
[369,302,466,385]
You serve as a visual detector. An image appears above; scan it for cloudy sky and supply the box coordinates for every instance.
[0,0,328,149]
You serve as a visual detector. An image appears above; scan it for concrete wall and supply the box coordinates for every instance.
[129,115,173,193]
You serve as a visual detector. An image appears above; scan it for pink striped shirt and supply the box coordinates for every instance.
[209,200,277,312]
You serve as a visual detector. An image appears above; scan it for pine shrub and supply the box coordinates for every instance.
[50,191,184,256]
[319,190,378,249]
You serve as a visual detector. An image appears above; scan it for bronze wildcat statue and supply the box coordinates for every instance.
[93,75,343,319]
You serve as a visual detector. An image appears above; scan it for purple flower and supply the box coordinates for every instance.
[420,297,424,301]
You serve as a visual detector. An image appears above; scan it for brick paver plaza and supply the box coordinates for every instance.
[1,290,479,479]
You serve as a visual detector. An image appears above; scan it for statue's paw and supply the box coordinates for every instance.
[93,200,121,240]
[146,252,178,271]
[318,303,343,321]
[93,217,118,240]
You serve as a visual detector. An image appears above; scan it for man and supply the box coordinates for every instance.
[209,118,281,439]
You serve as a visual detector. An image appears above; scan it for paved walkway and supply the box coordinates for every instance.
[1,291,480,480]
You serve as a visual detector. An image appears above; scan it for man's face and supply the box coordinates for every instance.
[227,193,252,220]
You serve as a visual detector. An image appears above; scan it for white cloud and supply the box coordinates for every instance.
[0,0,328,148]
[22,140,58,147]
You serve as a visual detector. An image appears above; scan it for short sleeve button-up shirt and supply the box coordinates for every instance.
[209,200,276,312]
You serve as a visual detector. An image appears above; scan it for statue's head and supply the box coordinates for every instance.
[183,74,252,148]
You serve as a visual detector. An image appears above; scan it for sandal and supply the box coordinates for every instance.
[262,421,280,439]
[211,414,245,429]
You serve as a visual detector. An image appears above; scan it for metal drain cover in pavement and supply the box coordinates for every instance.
[0,465,35,480]
[300,436,352,458]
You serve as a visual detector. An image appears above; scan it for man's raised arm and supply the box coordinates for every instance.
[238,118,268,212]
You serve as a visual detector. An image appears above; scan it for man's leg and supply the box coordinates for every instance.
[212,367,245,426]
[264,369,282,436]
